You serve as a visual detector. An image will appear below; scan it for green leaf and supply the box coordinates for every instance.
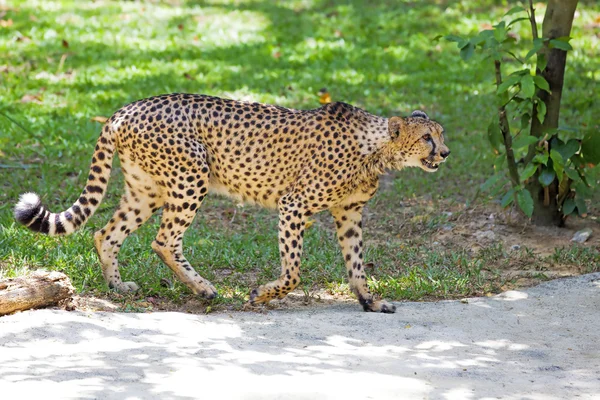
[504,6,526,16]
[494,154,506,170]
[574,181,593,198]
[520,75,535,98]
[512,134,538,149]
[496,74,521,94]
[575,198,588,216]
[564,167,580,182]
[532,152,549,165]
[470,30,493,46]
[431,34,444,43]
[445,34,463,43]
[520,163,537,182]
[525,38,544,60]
[555,36,572,42]
[536,101,546,124]
[549,38,573,51]
[524,48,537,61]
[537,53,548,71]
[571,153,585,168]
[550,149,565,166]
[491,50,503,61]
[562,198,576,216]
[481,173,503,191]
[507,17,529,28]
[581,133,600,165]
[550,136,564,148]
[493,26,507,42]
[533,75,550,93]
[501,189,515,207]
[520,113,530,130]
[517,189,534,217]
[460,42,475,61]
[445,35,468,49]
[550,149,564,182]
[553,138,580,161]
[487,118,503,152]
[538,168,555,186]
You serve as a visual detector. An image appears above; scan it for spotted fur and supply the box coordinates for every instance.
[14,94,449,312]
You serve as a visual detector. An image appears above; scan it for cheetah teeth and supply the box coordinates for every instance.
[421,159,439,169]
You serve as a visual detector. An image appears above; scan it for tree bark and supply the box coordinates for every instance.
[0,270,74,316]
[494,60,520,192]
[528,0,578,226]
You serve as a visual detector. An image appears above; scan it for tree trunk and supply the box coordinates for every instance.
[528,0,578,226]
[0,270,74,316]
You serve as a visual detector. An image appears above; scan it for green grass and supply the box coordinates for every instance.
[1,0,599,311]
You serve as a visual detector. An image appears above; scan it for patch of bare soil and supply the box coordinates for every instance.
[365,193,599,291]
[441,206,597,282]
[439,206,598,256]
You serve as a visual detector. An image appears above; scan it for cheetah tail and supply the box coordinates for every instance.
[14,124,115,236]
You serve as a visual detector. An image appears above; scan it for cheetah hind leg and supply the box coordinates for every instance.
[151,195,217,299]
[94,184,161,293]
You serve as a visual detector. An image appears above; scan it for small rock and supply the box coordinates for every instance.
[432,241,440,245]
[511,244,521,251]
[442,224,453,231]
[442,211,453,217]
[571,228,592,243]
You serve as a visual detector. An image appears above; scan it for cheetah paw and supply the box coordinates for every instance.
[192,283,218,300]
[112,281,140,293]
[361,298,396,313]
[248,287,272,305]
[377,300,397,314]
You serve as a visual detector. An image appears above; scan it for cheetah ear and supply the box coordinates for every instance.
[411,110,429,120]
[388,116,404,140]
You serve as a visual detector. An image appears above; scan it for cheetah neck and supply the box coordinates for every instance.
[355,114,405,179]
[352,112,391,156]
[358,134,407,183]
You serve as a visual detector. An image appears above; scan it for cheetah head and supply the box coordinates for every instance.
[388,111,449,172]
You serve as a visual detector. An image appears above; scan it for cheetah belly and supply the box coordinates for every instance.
[207,168,293,209]
[202,133,310,208]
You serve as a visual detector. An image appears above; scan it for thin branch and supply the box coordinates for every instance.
[494,60,521,190]
[528,0,538,40]
[525,0,543,165]
[501,91,521,109]
[505,50,525,64]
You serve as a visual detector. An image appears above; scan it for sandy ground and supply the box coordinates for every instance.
[1,273,599,400]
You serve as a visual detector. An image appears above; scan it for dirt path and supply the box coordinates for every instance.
[1,273,599,399]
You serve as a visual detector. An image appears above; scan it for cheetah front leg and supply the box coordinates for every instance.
[249,193,305,305]
[330,205,396,313]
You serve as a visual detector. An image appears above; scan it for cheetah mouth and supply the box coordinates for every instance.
[420,158,440,171]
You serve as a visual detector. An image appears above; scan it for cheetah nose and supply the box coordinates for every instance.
[440,150,450,159]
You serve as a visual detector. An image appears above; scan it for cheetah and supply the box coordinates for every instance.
[14,94,449,313]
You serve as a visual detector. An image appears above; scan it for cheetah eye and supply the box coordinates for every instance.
[423,134,432,142]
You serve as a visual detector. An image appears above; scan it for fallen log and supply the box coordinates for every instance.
[0,270,74,316]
